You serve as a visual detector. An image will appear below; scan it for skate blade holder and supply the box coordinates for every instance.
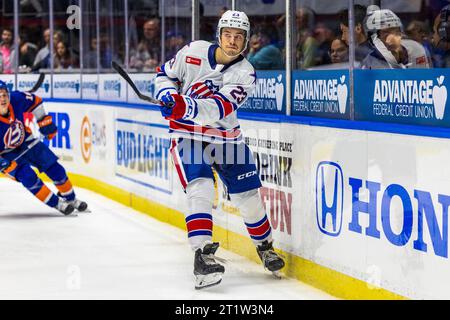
[271,270,282,279]
[194,272,224,290]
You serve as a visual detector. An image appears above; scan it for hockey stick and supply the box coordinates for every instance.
[111,61,174,107]
[13,139,40,162]
[28,73,45,93]
[0,139,40,174]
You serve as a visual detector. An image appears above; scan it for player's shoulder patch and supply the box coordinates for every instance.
[186,56,202,66]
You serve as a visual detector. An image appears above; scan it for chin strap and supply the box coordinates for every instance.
[371,34,407,69]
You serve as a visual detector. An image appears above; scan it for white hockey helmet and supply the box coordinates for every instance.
[216,10,250,50]
[364,5,403,35]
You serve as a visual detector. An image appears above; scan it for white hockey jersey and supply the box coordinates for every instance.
[154,40,256,143]
[361,37,431,69]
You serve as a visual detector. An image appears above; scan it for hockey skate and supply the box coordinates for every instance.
[58,193,88,212]
[56,198,75,215]
[70,199,89,212]
[256,240,285,278]
[194,242,225,290]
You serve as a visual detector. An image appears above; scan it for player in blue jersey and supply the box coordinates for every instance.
[0,80,87,215]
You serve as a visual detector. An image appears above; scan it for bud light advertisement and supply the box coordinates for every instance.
[354,69,450,127]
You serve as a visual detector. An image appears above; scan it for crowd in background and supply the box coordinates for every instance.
[2,1,450,73]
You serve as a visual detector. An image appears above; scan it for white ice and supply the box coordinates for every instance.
[0,178,335,300]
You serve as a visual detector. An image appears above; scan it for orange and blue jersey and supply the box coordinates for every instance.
[0,91,43,155]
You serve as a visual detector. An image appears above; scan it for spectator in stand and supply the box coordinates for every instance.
[313,23,334,65]
[84,36,99,69]
[431,5,450,68]
[339,4,373,63]
[18,33,38,71]
[329,38,349,64]
[33,28,50,69]
[247,25,283,70]
[0,28,16,74]
[32,30,64,71]
[165,31,186,61]
[295,7,319,69]
[200,2,216,42]
[54,41,78,70]
[129,18,161,71]
[276,7,318,68]
[361,5,430,69]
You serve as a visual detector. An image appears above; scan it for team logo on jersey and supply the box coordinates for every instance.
[3,119,26,149]
[186,56,202,66]
[186,81,220,99]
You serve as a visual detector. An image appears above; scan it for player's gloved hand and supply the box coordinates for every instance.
[160,92,195,120]
[0,158,17,174]
[38,115,58,140]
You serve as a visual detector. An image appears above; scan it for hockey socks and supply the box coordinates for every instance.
[186,213,213,247]
[245,214,272,243]
[230,189,273,244]
[14,165,59,208]
[186,179,215,250]
[45,162,75,201]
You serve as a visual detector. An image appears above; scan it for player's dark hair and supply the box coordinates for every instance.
[339,5,367,28]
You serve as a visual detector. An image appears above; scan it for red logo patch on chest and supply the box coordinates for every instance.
[416,56,427,65]
[186,56,201,66]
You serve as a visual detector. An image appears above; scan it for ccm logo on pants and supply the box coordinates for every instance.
[238,171,258,180]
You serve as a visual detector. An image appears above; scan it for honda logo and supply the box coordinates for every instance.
[316,161,344,236]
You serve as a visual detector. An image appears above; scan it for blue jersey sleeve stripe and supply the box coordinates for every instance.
[214,99,224,120]
[160,64,181,82]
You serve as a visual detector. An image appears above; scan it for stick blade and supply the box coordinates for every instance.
[28,73,45,93]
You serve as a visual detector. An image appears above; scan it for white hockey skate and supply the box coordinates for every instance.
[194,242,225,290]
[256,240,285,279]
[58,192,89,212]
[70,199,89,212]
[56,198,75,216]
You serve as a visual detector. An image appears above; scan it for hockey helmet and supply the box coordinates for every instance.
[0,80,10,99]
[216,10,250,51]
[0,80,9,93]
[364,5,403,36]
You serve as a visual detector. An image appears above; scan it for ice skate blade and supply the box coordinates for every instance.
[271,270,282,279]
[194,272,223,290]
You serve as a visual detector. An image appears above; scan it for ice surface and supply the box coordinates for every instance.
[0,178,335,300]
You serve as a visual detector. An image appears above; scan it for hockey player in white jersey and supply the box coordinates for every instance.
[361,5,431,69]
[154,10,285,289]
